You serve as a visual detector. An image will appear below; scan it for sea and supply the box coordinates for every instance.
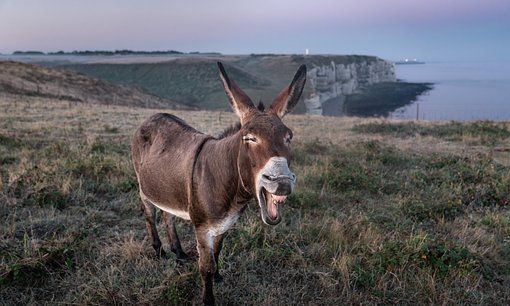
[390,61,510,121]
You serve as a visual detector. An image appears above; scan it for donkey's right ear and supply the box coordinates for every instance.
[217,62,256,124]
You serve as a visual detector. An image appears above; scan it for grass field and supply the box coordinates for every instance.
[1,95,510,305]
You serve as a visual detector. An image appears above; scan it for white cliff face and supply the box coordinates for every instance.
[304,59,396,115]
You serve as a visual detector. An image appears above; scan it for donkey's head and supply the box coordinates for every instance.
[218,62,306,225]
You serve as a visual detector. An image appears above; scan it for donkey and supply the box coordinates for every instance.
[131,62,306,305]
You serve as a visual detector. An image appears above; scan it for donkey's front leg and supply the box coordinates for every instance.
[196,229,216,306]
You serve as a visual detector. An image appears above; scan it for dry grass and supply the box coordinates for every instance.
[0,61,185,109]
[1,94,509,305]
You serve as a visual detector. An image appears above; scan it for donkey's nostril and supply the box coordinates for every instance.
[275,182,292,196]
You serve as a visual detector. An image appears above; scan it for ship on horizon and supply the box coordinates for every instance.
[395,58,425,65]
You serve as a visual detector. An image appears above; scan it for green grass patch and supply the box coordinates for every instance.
[0,155,17,165]
[3,135,137,211]
[162,272,198,305]
[294,140,509,223]
[0,134,19,148]
[0,232,86,286]
[353,121,510,144]
[350,235,479,293]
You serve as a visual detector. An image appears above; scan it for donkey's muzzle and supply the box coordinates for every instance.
[259,156,296,196]
[257,157,296,225]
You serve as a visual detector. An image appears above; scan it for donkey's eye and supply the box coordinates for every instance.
[242,134,257,143]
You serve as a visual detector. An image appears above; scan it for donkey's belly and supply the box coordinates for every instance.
[140,191,191,220]
[144,195,191,220]
[137,131,211,219]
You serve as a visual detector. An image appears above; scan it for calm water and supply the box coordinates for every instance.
[391,61,510,121]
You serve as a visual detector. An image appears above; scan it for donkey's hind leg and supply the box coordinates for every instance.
[213,234,224,283]
[140,198,166,258]
[162,212,188,261]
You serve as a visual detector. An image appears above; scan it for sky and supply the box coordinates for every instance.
[1,0,509,61]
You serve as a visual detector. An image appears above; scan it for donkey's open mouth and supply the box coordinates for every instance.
[259,188,287,224]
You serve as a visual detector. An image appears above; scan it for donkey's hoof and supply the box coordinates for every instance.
[203,296,215,306]
[177,252,189,260]
[174,250,189,263]
[175,258,189,265]
[153,248,167,259]
[214,273,224,283]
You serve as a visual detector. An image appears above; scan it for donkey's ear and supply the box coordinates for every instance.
[269,65,307,118]
[217,62,256,124]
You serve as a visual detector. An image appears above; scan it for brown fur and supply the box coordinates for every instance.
[131,62,306,305]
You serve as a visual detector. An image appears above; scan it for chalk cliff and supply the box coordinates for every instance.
[304,59,396,115]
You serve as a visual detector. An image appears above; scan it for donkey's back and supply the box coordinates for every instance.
[131,113,210,216]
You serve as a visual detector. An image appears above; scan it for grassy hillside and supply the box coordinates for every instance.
[59,54,392,113]
[1,95,510,305]
[60,58,269,110]
[0,61,188,109]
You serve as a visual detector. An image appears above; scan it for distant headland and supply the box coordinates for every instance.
[11,50,222,56]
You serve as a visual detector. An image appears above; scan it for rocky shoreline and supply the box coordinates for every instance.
[304,59,397,115]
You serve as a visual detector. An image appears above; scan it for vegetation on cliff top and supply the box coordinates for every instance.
[11,50,222,56]
[291,54,379,66]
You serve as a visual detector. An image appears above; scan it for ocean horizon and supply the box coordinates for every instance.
[391,60,510,121]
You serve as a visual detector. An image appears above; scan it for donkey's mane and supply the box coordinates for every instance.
[217,121,242,139]
[217,102,265,139]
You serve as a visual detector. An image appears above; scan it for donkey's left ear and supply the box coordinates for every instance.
[269,65,307,118]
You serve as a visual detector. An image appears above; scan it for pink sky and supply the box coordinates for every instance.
[1,0,509,60]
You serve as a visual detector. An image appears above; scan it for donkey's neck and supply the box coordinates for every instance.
[194,131,249,204]
[210,131,241,164]
[213,132,241,181]
[217,132,252,200]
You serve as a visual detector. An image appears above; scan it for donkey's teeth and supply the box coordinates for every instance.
[272,195,287,203]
